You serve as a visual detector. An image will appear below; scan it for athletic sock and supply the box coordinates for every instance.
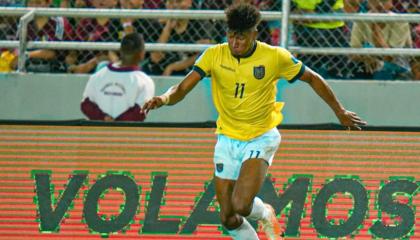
[246,196,269,221]
[227,217,259,240]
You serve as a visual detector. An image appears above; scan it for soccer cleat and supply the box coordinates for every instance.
[259,203,283,240]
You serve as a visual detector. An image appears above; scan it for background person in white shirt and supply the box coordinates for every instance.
[81,32,155,121]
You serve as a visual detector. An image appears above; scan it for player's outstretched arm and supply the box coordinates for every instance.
[142,70,202,113]
[299,67,368,130]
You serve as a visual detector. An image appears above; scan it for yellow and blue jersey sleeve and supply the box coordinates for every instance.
[193,46,215,78]
[276,47,305,83]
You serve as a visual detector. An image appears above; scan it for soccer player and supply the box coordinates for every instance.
[142,3,366,240]
[81,32,155,121]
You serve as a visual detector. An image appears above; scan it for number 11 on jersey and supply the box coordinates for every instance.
[235,83,245,98]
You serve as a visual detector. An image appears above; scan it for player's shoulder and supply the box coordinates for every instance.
[256,42,292,62]
[135,71,155,84]
[137,71,153,80]
[89,65,109,80]
[203,43,229,54]
[257,41,288,53]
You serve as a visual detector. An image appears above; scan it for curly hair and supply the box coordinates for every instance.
[225,3,261,33]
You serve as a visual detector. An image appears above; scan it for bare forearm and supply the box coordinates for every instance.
[158,24,172,43]
[28,49,56,60]
[300,68,367,129]
[163,84,184,105]
[161,71,201,105]
[167,55,197,72]
[344,0,361,13]
[372,24,389,48]
[151,23,173,62]
[142,71,202,112]
[69,57,97,73]
[307,71,345,115]
[164,71,198,105]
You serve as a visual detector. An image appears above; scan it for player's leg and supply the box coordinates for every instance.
[234,159,282,240]
[232,127,283,240]
[213,134,259,240]
[214,177,259,240]
[231,158,268,217]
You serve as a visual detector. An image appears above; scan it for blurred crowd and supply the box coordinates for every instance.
[0,0,419,80]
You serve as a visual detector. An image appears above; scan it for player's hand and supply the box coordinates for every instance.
[164,19,177,30]
[336,110,367,130]
[142,96,166,114]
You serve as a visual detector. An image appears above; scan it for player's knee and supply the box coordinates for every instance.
[219,212,241,230]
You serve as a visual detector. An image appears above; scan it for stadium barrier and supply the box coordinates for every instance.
[0,123,418,239]
[2,73,420,126]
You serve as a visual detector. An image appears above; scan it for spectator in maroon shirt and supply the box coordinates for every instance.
[392,0,419,13]
[119,0,163,43]
[67,0,122,73]
[143,0,165,8]
[17,0,74,72]
[415,24,420,48]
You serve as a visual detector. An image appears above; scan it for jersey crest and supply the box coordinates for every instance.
[253,65,265,79]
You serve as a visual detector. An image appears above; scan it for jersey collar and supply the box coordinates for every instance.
[235,41,257,59]
[107,63,140,72]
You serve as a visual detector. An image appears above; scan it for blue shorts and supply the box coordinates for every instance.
[213,127,281,180]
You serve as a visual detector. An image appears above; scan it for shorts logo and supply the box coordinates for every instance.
[253,65,265,80]
[216,163,224,173]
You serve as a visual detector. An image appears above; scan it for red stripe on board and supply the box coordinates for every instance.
[276,153,420,161]
[0,142,214,149]
[3,138,420,148]
[0,125,215,133]
[0,136,215,144]
[3,125,420,136]
[270,164,418,173]
[281,134,420,142]
[3,130,420,141]
[2,149,420,161]
[0,161,416,173]
[281,140,420,147]
[281,129,420,136]
[2,146,420,156]
[0,235,231,240]
[0,155,212,162]
[0,148,214,156]
[0,130,215,138]
[280,146,420,154]
[2,141,420,150]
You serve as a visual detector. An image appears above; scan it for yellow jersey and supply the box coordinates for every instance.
[194,41,304,141]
